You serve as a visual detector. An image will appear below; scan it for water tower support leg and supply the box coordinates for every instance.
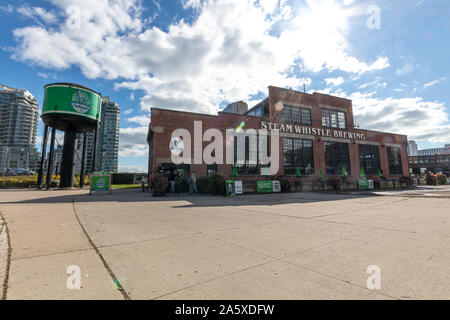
[92,124,98,172]
[60,130,78,188]
[37,125,48,189]
[46,127,56,190]
[80,133,87,188]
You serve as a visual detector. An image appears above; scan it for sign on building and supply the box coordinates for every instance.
[358,179,374,190]
[257,180,281,193]
[234,181,243,195]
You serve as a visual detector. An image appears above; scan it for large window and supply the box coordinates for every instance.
[233,135,270,174]
[283,138,314,175]
[281,105,311,125]
[246,100,269,117]
[324,141,350,175]
[322,109,346,129]
[359,144,381,176]
[387,146,402,175]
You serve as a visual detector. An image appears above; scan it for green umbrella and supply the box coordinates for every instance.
[295,167,302,178]
[231,165,238,178]
[318,168,323,179]
[342,167,348,177]
[360,167,366,179]
[377,168,382,178]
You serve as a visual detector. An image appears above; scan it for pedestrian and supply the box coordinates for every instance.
[189,170,198,194]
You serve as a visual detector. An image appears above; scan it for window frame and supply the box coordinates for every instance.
[324,141,351,176]
[358,144,381,176]
[282,137,314,175]
[322,109,347,129]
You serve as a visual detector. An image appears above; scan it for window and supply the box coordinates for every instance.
[207,164,217,177]
[233,134,269,174]
[280,105,311,125]
[359,144,381,176]
[322,109,346,129]
[324,141,350,175]
[387,146,402,175]
[283,138,314,175]
[246,101,269,117]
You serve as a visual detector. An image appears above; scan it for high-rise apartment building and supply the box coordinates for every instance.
[75,96,120,173]
[407,140,419,156]
[0,83,40,172]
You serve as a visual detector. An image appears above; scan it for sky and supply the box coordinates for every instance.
[0,0,449,172]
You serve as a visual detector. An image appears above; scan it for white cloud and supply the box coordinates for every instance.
[358,80,387,89]
[0,4,14,13]
[350,92,450,143]
[128,92,135,101]
[123,109,133,115]
[118,165,147,173]
[119,126,148,157]
[423,77,447,88]
[127,115,151,126]
[325,77,344,86]
[396,64,414,76]
[17,5,58,24]
[12,0,389,118]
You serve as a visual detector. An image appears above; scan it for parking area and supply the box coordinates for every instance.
[1,188,450,299]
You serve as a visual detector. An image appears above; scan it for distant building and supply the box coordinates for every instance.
[0,83,40,172]
[417,145,450,156]
[223,101,248,114]
[75,96,120,173]
[407,140,418,156]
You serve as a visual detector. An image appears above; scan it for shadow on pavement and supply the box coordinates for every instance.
[0,188,377,207]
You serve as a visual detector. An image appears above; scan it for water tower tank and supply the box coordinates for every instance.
[41,83,102,132]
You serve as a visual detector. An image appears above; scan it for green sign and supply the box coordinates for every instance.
[358,179,374,190]
[91,173,111,193]
[257,181,273,193]
[43,84,102,122]
[226,180,235,197]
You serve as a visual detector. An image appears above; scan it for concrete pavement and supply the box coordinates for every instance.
[1,187,450,299]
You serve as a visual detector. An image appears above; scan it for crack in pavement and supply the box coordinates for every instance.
[71,196,131,300]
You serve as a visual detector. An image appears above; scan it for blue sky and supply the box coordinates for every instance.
[1,0,449,172]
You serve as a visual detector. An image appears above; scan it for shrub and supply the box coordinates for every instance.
[196,177,211,194]
[399,176,414,187]
[112,173,136,185]
[424,173,437,186]
[175,176,190,193]
[437,174,448,185]
[327,176,342,191]
[149,174,168,196]
[209,173,225,195]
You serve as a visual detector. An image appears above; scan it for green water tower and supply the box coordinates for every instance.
[38,83,102,189]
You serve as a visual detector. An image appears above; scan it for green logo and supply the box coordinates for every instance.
[96,178,105,189]
[71,90,91,114]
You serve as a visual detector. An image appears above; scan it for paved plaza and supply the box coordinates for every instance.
[1,187,450,300]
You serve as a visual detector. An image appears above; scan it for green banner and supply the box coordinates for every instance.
[358,179,374,190]
[91,174,111,192]
[257,181,274,193]
[43,84,102,121]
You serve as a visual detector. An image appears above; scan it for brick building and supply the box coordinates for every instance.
[147,86,409,191]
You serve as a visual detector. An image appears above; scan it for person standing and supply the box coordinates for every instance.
[189,170,198,194]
